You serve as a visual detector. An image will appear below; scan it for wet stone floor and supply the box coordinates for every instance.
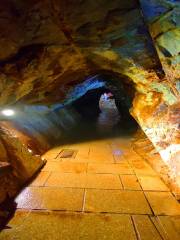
[0,137,180,239]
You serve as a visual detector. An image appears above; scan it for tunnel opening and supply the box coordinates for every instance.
[67,73,139,142]
[97,91,121,133]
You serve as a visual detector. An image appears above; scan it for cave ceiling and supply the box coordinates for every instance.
[0,0,165,106]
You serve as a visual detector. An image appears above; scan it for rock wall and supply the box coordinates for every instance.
[139,0,180,95]
[135,0,180,193]
[0,126,44,182]
[131,93,180,192]
[0,125,44,222]
[0,139,8,162]
[0,0,167,106]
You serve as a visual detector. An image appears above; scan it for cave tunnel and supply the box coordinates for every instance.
[0,72,179,239]
[0,73,139,149]
[0,0,179,239]
[69,73,139,141]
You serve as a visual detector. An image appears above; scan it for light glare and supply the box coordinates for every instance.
[1,109,15,116]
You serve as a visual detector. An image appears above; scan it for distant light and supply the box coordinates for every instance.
[113,149,123,156]
[1,109,15,116]
[28,149,32,153]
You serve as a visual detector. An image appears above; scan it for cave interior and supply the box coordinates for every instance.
[0,0,179,239]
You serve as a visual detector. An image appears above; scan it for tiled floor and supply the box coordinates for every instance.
[0,137,180,239]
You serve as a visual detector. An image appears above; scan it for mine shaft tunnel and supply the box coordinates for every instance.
[0,0,179,238]
[0,73,139,152]
[70,73,138,140]
[0,71,179,239]
[0,58,179,240]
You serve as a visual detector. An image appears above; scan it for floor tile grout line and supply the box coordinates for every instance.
[43,171,53,186]
[126,158,138,174]
[54,150,63,159]
[16,207,175,217]
[25,185,173,193]
[148,215,165,240]
[118,175,124,190]
[133,173,143,190]
[130,216,140,240]
[112,152,116,164]
[42,169,161,177]
[156,216,171,240]
[132,143,173,192]
[82,189,86,212]
[41,171,136,176]
[87,148,90,157]
[14,209,176,218]
[133,169,156,216]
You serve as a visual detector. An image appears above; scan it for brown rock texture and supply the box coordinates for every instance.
[0,0,164,106]
[0,122,45,216]
[0,123,44,182]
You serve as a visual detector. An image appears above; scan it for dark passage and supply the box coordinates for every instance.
[66,83,138,143]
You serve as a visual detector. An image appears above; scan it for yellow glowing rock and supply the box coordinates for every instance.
[94,50,119,61]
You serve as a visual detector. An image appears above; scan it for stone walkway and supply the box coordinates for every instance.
[0,137,180,239]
